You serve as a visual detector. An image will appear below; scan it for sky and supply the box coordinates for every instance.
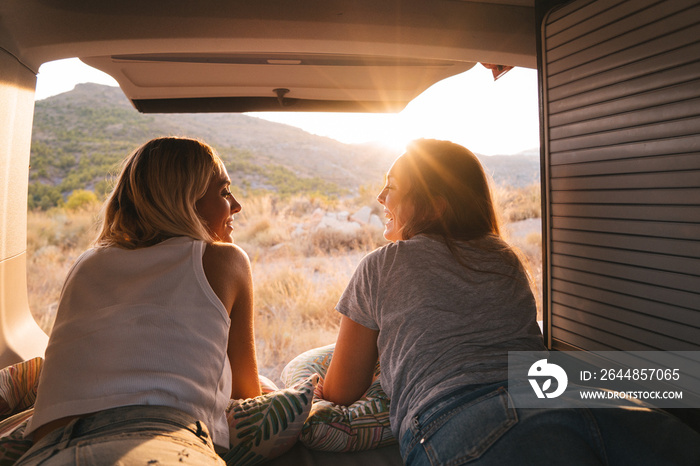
[35,58,540,156]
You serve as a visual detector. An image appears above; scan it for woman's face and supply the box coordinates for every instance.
[195,171,241,243]
[377,156,414,242]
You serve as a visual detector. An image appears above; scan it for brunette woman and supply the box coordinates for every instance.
[323,139,700,465]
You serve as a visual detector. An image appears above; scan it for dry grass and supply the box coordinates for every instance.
[506,228,543,320]
[252,259,357,383]
[26,187,542,385]
[26,208,101,331]
[495,183,541,223]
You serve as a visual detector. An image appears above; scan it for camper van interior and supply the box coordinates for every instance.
[1,0,698,463]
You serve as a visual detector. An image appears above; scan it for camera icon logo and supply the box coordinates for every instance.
[528,359,568,399]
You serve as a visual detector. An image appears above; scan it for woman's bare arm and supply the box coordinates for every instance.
[202,243,261,399]
[323,315,379,406]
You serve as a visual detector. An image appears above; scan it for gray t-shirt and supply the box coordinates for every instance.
[336,234,545,439]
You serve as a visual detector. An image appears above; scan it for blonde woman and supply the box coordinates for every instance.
[323,139,700,465]
[19,137,260,465]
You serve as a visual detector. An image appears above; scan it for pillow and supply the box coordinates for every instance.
[258,374,279,394]
[0,358,43,418]
[0,359,308,466]
[0,358,43,465]
[0,410,33,465]
[280,344,396,452]
[223,374,318,466]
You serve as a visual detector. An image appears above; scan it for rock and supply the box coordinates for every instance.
[369,214,385,230]
[315,213,361,234]
[310,208,325,222]
[339,222,362,234]
[350,206,372,224]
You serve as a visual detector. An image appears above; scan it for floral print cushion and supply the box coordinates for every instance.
[223,374,318,465]
[281,344,396,452]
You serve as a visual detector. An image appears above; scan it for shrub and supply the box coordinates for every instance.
[28,182,63,210]
[306,226,386,255]
[65,189,99,210]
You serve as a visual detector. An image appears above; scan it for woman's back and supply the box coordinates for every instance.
[28,236,232,447]
[337,234,545,438]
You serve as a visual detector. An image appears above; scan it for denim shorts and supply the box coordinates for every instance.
[16,405,225,466]
[400,381,700,466]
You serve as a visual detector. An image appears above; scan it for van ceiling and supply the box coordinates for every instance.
[0,0,536,113]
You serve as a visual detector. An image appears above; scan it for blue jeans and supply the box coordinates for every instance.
[400,381,700,466]
[16,405,225,465]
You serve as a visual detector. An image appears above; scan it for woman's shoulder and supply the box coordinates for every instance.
[356,237,431,272]
[393,234,450,256]
[360,234,501,266]
[362,240,402,262]
[201,242,251,276]
[408,234,521,267]
[63,247,100,278]
[360,235,437,260]
[204,241,249,261]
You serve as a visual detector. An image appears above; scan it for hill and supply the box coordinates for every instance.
[29,83,539,209]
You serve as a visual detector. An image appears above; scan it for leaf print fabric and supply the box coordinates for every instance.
[281,344,396,452]
[224,374,318,465]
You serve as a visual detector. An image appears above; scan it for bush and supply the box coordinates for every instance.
[28,182,63,210]
[306,226,386,255]
[65,189,99,210]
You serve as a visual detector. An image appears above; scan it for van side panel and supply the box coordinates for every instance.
[0,49,49,366]
[541,0,700,351]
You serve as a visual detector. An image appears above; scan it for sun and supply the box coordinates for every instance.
[252,67,539,156]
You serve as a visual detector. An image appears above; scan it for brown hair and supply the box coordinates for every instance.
[96,137,226,249]
[399,139,501,241]
[396,139,532,280]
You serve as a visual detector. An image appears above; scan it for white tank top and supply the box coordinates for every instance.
[27,236,233,448]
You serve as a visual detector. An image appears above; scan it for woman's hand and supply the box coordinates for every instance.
[323,316,379,406]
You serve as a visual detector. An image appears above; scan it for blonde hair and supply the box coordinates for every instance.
[96,137,226,249]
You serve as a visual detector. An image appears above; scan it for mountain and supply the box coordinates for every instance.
[29,83,539,209]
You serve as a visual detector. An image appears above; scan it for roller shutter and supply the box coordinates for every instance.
[540,0,700,351]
